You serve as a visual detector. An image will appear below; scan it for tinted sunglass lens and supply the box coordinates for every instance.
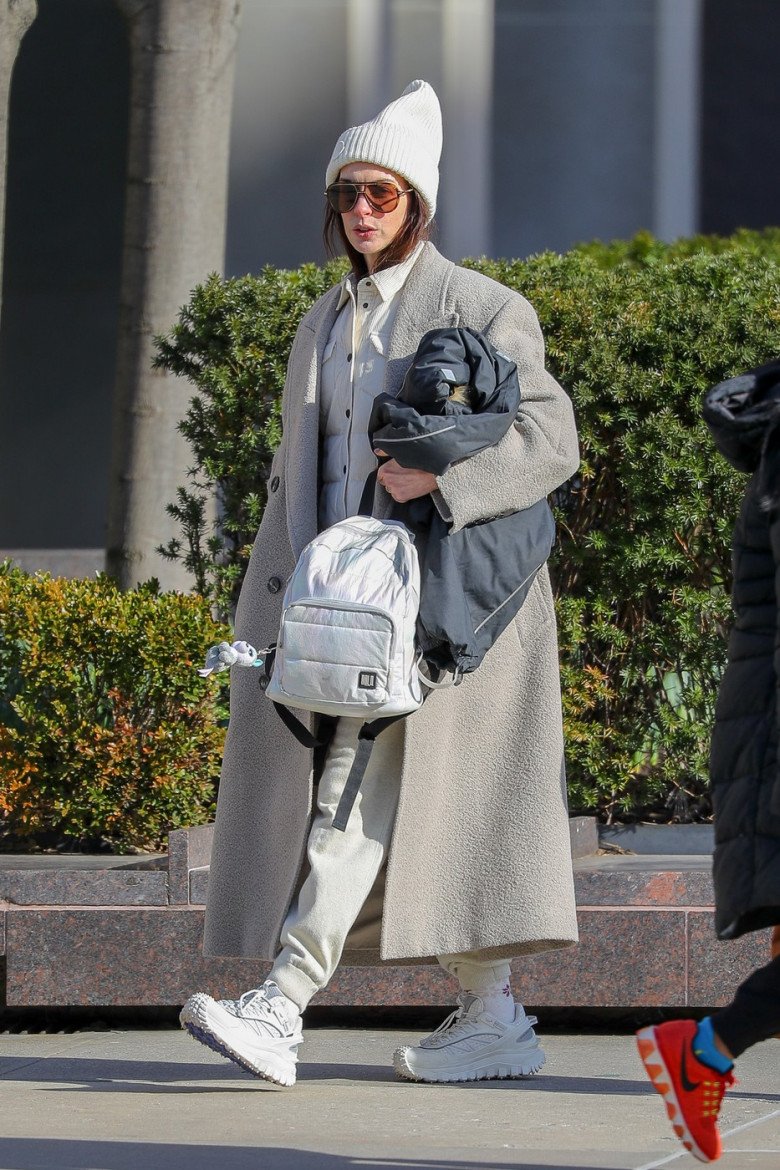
[327,184,357,213]
[366,183,399,211]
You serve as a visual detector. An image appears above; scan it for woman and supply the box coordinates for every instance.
[181,80,580,1088]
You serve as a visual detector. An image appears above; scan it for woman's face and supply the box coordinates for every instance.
[338,163,411,272]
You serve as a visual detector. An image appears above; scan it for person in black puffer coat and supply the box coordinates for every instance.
[635,357,780,1164]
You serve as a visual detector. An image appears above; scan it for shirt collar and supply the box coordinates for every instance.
[336,241,425,309]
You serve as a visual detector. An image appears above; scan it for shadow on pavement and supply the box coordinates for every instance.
[0,1056,258,1083]
[1,1056,777,1103]
[0,1141,590,1170]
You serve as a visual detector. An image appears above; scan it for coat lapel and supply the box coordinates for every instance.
[373,244,460,517]
[384,244,459,397]
[284,286,342,557]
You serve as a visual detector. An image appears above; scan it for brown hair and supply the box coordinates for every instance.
[323,188,432,278]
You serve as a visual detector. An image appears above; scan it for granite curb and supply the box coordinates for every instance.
[0,820,771,1010]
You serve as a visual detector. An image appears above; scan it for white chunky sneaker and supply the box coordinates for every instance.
[393,992,546,1083]
[180,980,303,1086]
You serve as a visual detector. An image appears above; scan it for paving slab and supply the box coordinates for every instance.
[0,1028,777,1169]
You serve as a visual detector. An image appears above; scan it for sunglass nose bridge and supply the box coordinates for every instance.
[351,186,379,211]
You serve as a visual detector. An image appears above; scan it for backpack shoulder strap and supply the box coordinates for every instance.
[271,701,333,750]
[263,649,333,749]
[332,713,405,831]
[358,468,378,516]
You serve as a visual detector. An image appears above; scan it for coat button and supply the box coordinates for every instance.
[258,674,269,691]
[267,576,282,594]
[270,476,280,493]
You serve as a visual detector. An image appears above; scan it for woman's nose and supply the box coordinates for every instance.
[353,191,375,213]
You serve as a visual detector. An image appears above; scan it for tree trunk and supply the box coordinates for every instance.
[0,0,37,324]
[107,0,241,590]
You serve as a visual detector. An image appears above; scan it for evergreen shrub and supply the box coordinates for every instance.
[154,261,348,615]
[154,231,780,821]
[0,565,229,851]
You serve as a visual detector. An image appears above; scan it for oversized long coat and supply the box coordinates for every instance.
[703,360,780,941]
[204,243,580,963]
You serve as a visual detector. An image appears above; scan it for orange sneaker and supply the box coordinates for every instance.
[636,1020,735,1163]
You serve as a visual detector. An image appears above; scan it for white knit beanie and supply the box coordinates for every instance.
[325,80,442,222]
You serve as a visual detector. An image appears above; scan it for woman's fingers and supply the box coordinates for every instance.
[376,458,437,502]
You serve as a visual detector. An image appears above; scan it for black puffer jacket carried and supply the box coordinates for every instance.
[702,358,780,940]
[369,327,555,676]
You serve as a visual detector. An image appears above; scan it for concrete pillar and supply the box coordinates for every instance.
[441,0,494,260]
[106,0,241,590]
[653,0,703,240]
[0,0,37,324]
[347,0,392,124]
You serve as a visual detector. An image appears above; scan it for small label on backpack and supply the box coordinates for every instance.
[358,671,378,690]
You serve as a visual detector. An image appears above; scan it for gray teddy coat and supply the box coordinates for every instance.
[203,243,580,963]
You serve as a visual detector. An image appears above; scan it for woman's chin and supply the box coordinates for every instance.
[349,232,381,255]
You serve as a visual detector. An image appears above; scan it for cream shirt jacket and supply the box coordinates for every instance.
[318,244,424,530]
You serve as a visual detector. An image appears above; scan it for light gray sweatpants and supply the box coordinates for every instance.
[269,716,511,1012]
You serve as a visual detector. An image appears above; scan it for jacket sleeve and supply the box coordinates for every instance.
[435,293,579,531]
[769,481,780,820]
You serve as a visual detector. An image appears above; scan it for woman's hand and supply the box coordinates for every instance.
[375,451,437,502]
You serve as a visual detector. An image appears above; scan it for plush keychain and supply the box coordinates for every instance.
[198,640,263,677]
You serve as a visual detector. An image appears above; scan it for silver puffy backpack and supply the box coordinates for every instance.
[262,515,425,830]
[265,515,423,719]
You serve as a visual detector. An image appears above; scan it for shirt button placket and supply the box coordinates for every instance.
[344,296,357,518]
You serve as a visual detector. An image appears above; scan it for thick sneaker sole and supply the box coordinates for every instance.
[393,1040,546,1084]
[636,1026,714,1164]
[180,994,300,1088]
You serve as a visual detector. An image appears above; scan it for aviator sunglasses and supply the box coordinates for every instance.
[325,180,412,215]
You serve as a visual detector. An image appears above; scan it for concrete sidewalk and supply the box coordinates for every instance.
[0,1025,777,1169]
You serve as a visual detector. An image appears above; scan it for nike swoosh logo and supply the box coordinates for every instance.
[680,1042,701,1092]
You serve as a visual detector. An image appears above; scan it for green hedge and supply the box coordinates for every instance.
[0,565,229,851]
[483,244,779,818]
[155,231,780,821]
[571,225,780,268]
[154,260,349,611]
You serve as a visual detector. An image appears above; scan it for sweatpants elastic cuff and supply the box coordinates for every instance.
[437,953,513,994]
[269,963,322,1014]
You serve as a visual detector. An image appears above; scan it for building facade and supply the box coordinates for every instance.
[0,0,777,573]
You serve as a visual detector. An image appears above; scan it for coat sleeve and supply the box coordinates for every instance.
[769,487,780,820]
[434,292,579,531]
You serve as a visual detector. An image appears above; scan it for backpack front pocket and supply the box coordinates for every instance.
[276,601,394,707]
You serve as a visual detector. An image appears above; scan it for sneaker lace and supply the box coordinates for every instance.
[429,1005,464,1038]
[431,999,538,1036]
[700,1070,736,1117]
[236,988,271,1015]
[232,986,296,1030]
[424,992,540,1047]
